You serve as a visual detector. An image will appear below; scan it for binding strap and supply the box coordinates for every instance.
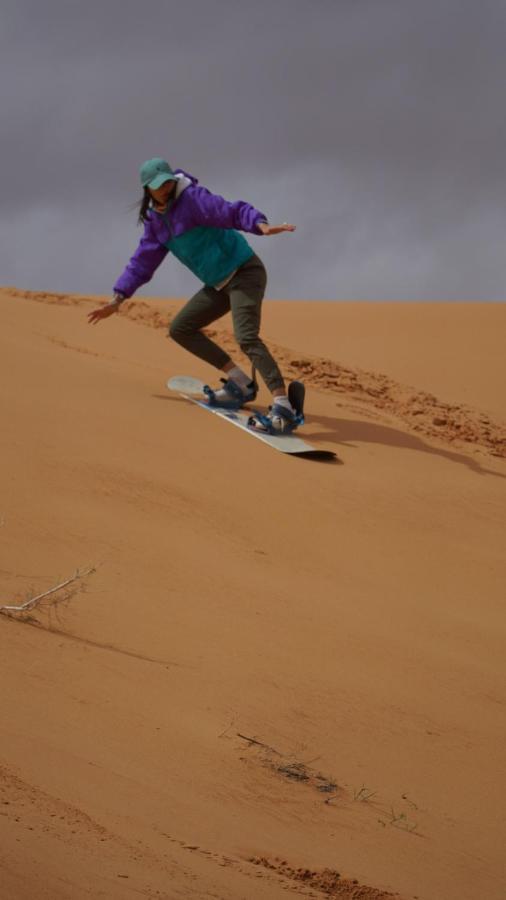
[203,378,244,407]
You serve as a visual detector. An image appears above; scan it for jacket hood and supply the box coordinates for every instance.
[174,169,198,198]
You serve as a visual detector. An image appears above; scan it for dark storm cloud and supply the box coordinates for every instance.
[1,0,505,299]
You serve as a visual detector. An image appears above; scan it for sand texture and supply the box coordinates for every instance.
[1,288,505,900]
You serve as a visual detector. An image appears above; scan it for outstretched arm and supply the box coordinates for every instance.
[87,219,168,325]
[188,185,294,235]
[113,225,169,298]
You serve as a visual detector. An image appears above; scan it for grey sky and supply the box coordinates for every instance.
[1,0,505,300]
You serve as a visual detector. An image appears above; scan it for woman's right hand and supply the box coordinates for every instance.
[87,296,124,325]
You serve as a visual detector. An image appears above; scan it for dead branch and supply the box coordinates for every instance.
[0,567,95,614]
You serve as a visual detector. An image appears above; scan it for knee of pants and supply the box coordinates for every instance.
[169,318,189,342]
[238,337,264,357]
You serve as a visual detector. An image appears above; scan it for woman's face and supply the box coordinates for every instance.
[149,179,176,206]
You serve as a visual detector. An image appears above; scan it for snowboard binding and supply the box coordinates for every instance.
[203,377,257,411]
[248,381,305,435]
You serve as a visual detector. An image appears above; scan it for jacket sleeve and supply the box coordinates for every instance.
[187,185,268,234]
[113,219,169,299]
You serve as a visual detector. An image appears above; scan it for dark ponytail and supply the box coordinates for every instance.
[137,187,151,225]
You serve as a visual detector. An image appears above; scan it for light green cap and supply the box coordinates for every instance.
[140,158,178,190]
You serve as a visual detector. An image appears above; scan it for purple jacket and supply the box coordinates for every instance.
[114,170,268,297]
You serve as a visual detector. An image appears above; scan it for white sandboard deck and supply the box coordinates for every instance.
[166,377,336,460]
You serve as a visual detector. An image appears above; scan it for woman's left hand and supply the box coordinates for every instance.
[257,222,296,236]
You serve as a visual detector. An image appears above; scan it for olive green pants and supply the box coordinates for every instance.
[168,254,284,392]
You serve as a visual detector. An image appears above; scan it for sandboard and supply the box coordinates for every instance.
[166,376,336,460]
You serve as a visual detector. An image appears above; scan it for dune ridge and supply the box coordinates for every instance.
[5,287,505,457]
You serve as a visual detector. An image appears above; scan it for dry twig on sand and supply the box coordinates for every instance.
[236,733,282,755]
[0,567,95,616]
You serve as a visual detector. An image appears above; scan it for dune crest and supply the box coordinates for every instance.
[5,286,505,457]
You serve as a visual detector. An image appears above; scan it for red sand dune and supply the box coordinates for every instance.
[1,288,505,900]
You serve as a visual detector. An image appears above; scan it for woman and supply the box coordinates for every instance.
[88,158,299,433]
